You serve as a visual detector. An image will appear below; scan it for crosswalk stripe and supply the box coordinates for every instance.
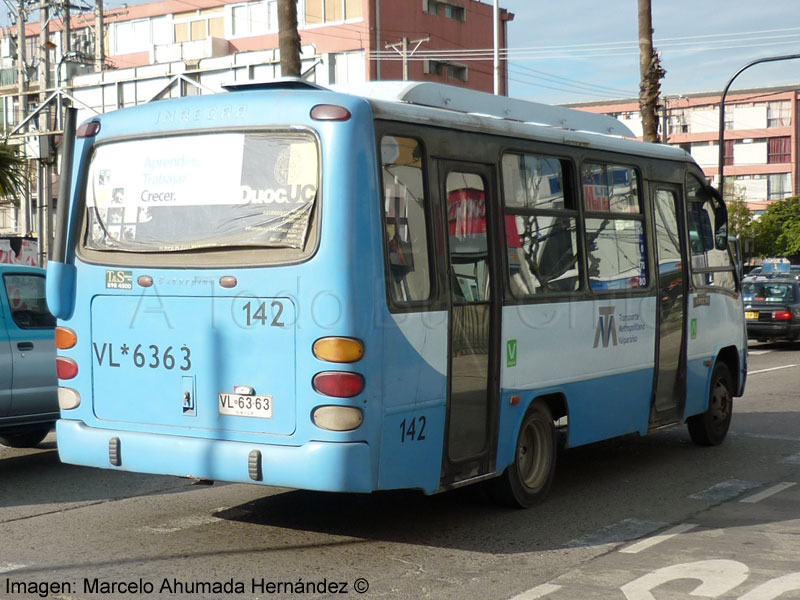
[619,523,698,554]
[741,482,797,503]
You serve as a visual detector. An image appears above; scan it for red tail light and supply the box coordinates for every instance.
[774,310,792,320]
[312,371,364,398]
[56,357,79,379]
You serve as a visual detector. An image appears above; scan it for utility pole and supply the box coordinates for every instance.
[277,0,300,76]
[385,36,429,81]
[16,0,26,114]
[492,0,499,95]
[16,0,29,235]
[38,1,51,262]
[375,0,380,79]
[62,0,70,54]
[637,0,664,143]
[94,0,103,72]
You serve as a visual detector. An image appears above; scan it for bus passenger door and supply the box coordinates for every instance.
[438,162,500,484]
[650,185,688,427]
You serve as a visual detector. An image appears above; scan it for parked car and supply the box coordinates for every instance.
[742,276,800,343]
[0,265,58,447]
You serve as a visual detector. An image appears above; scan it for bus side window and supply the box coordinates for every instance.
[501,152,580,296]
[381,136,432,304]
[686,177,735,290]
[582,162,648,291]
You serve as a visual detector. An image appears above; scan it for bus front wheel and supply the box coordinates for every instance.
[687,362,733,446]
[489,403,557,508]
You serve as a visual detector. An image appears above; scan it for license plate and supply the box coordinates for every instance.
[218,393,273,418]
[745,311,759,320]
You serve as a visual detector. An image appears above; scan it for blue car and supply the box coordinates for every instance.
[0,265,58,447]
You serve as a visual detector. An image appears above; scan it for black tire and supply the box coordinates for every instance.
[488,403,557,508]
[687,362,733,446]
[0,427,51,448]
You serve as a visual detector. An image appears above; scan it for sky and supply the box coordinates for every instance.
[501,0,800,105]
[4,0,798,106]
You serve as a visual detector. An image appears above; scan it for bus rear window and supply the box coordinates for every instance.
[84,132,318,253]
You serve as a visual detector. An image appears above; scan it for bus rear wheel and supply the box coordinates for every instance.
[687,362,733,446]
[489,403,557,508]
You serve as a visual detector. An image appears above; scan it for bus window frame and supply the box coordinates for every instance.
[579,159,651,296]
[498,148,585,303]
[375,123,443,314]
[685,172,738,295]
[74,126,324,269]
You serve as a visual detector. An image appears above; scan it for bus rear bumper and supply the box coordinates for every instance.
[56,420,375,493]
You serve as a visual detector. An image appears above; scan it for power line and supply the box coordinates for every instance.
[370,36,800,61]
[507,67,633,100]
[512,63,635,96]
[508,66,636,99]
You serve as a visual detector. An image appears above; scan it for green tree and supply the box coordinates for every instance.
[726,196,754,240]
[751,195,800,261]
[0,143,25,206]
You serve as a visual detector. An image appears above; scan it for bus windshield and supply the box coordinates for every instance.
[84,132,318,252]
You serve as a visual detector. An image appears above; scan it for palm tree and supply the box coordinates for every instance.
[0,142,25,206]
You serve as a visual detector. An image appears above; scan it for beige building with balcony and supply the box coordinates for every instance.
[0,0,512,239]
[571,86,798,215]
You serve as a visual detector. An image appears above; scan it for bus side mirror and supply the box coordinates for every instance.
[708,186,728,251]
[714,210,728,250]
[699,213,715,252]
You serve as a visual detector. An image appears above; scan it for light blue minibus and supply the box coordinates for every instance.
[47,81,746,507]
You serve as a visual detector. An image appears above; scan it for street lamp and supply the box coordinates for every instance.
[716,53,800,195]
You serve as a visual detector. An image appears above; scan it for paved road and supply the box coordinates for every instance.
[1,341,799,599]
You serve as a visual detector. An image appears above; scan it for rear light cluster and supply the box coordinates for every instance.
[773,310,793,320]
[55,326,81,410]
[311,337,364,431]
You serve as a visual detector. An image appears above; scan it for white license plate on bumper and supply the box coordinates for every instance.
[218,393,273,418]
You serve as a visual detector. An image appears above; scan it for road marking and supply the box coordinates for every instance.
[621,560,749,600]
[740,481,797,503]
[0,563,27,574]
[509,584,562,600]
[732,432,800,442]
[781,452,800,465]
[749,364,798,375]
[689,479,760,502]
[747,349,772,355]
[739,572,800,600]
[619,523,698,554]
[567,519,664,548]
[139,513,221,533]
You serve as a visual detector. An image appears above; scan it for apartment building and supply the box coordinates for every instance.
[0,0,512,119]
[0,0,513,236]
[572,86,798,214]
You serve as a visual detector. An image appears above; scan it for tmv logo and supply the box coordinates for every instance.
[593,306,618,348]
